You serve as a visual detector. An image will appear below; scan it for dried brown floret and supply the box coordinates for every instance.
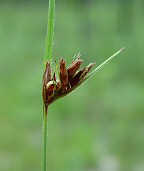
[67,58,83,78]
[80,63,95,79]
[59,59,68,88]
[42,62,52,110]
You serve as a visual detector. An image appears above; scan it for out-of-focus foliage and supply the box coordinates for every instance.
[0,0,144,171]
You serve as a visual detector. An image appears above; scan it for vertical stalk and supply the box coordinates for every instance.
[42,108,48,171]
[42,0,55,171]
[44,0,55,63]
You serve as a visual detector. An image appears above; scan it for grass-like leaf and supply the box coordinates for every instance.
[84,47,125,82]
[44,0,55,63]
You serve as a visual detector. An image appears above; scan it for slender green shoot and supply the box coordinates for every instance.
[85,47,125,82]
[42,0,55,171]
[42,108,48,171]
[44,0,55,63]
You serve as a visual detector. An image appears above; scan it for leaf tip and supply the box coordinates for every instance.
[120,47,125,52]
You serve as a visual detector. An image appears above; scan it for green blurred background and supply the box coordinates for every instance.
[0,0,144,171]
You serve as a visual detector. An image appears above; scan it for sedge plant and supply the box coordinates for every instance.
[42,0,124,170]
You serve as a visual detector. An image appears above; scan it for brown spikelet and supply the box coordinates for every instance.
[42,62,52,110]
[59,59,68,87]
[67,58,83,78]
[80,63,95,79]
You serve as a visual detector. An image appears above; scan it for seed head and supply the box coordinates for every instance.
[42,56,95,107]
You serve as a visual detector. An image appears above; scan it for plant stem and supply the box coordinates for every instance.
[42,107,48,171]
[42,0,55,170]
[44,0,55,63]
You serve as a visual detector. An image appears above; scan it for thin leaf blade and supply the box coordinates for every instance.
[84,47,125,82]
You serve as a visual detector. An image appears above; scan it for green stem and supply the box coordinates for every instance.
[42,0,55,170]
[44,0,55,63]
[42,107,48,171]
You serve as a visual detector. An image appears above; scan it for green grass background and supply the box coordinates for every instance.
[0,1,144,171]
